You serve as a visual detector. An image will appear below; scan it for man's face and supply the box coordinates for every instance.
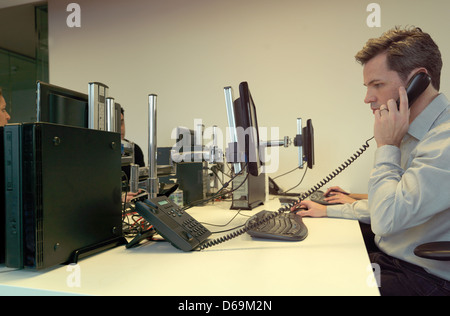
[0,96,11,126]
[363,53,405,114]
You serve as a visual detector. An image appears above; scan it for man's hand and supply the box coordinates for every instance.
[122,190,143,203]
[325,192,357,205]
[324,186,349,197]
[374,86,410,148]
[324,186,361,204]
[292,200,327,218]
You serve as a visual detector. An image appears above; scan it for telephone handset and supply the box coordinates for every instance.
[397,72,431,109]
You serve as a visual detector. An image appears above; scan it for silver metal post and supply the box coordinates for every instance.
[297,118,304,169]
[106,97,115,132]
[130,164,139,193]
[148,94,159,198]
[224,87,242,174]
[88,82,108,130]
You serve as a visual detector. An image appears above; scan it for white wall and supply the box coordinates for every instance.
[48,0,450,194]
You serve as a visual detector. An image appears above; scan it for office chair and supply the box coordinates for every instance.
[414,242,450,261]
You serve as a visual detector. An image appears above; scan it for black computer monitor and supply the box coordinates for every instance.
[233,81,262,177]
[36,81,89,128]
[302,119,315,169]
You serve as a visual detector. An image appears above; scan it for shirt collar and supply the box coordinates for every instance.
[407,93,449,141]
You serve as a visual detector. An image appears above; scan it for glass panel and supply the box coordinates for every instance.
[0,4,48,124]
[0,50,11,109]
[10,53,37,122]
[36,5,49,84]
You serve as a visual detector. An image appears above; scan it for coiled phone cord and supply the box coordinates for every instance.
[198,136,374,251]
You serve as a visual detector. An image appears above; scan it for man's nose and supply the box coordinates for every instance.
[364,91,376,104]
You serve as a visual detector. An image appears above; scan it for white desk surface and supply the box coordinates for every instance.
[0,198,380,296]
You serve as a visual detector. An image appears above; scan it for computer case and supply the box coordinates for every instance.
[176,162,208,206]
[231,170,265,210]
[4,123,125,270]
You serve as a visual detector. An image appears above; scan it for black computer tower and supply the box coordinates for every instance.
[231,170,265,210]
[4,123,124,270]
[176,162,208,205]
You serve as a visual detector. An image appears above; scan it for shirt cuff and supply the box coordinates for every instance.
[374,145,401,167]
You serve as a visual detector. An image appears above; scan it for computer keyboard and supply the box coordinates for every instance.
[245,210,308,241]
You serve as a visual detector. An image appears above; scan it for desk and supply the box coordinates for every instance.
[0,198,380,296]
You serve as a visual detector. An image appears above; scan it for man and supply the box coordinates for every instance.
[121,106,145,203]
[295,27,450,296]
[121,106,145,170]
[0,88,11,126]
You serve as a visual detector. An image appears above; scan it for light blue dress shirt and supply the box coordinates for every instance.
[327,93,450,281]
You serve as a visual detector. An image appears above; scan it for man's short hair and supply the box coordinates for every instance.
[355,26,442,90]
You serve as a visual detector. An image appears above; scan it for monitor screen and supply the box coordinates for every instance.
[36,81,88,128]
[233,82,262,177]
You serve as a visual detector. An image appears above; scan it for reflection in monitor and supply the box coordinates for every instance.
[36,81,89,128]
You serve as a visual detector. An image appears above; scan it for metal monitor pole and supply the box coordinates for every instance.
[147,94,159,199]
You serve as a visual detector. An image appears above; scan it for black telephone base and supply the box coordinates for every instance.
[135,196,211,252]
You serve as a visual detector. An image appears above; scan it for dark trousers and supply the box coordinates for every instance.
[359,223,450,296]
